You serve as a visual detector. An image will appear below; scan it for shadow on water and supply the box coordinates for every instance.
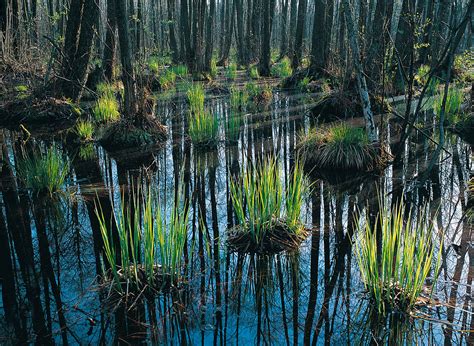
[0,91,472,344]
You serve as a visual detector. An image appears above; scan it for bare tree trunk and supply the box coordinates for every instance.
[292,0,308,69]
[343,0,378,142]
[204,0,216,71]
[310,0,327,74]
[102,0,117,81]
[167,0,179,63]
[259,0,275,76]
[115,0,138,116]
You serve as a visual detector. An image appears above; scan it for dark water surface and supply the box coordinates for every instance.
[0,91,472,345]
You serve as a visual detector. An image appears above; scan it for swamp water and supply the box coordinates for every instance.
[0,91,472,345]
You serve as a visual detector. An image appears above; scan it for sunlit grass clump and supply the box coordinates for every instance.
[226,63,237,80]
[74,120,94,141]
[225,111,242,141]
[249,65,260,79]
[299,124,378,171]
[271,57,292,78]
[434,86,464,124]
[159,69,177,90]
[96,184,189,292]
[92,95,120,122]
[245,82,272,104]
[354,200,442,315]
[229,157,310,253]
[171,64,188,78]
[188,111,219,146]
[187,83,205,116]
[18,146,69,196]
[229,86,249,110]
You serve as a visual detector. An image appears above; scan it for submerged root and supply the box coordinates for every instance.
[227,220,308,254]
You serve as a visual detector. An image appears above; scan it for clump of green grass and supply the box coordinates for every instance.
[96,184,189,291]
[14,85,28,92]
[92,95,120,122]
[453,49,474,84]
[229,157,309,248]
[225,111,242,141]
[298,77,311,91]
[18,146,69,196]
[249,66,260,79]
[148,57,160,74]
[354,200,442,315]
[226,63,237,80]
[271,57,292,78]
[159,69,177,90]
[434,86,464,124]
[230,86,249,110]
[171,65,188,78]
[299,124,378,171]
[210,58,218,78]
[96,82,117,99]
[188,111,219,146]
[187,83,205,116]
[74,120,94,141]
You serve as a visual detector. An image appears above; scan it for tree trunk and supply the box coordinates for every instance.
[310,0,326,74]
[115,0,138,116]
[167,0,179,63]
[292,0,308,69]
[102,0,117,81]
[343,0,378,142]
[259,0,273,76]
[204,0,216,71]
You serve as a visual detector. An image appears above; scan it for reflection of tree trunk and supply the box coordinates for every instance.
[1,146,51,344]
[0,203,26,342]
[33,197,68,345]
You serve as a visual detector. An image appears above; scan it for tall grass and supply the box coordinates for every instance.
[249,66,260,79]
[434,86,464,124]
[230,157,309,243]
[230,86,249,110]
[92,96,120,122]
[226,63,237,80]
[271,57,292,78]
[299,124,378,170]
[96,82,117,99]
[225,111,242,140]
[188,111,219,145]
[171,65,188,77]
[18,146,69,196]
[159,69,177,90]
[354,200,442,315]
[187,83,205,116]
[96,183,189,290]
[74,120,94,141]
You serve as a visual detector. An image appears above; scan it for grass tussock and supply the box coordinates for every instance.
[92,95,120,123]
[188,111,219,146]
[159,69,177,90]
[434,86,464,124]
[230,86,249,110]
[245,82,273,104]
[226,63,237,80]
[249,65,260,79]
[74,120,94,141]
[299,124,378,171]
[354,200,442,315]
[229,157,310,252]
[18,146,69,196]
[187,83,205,116]
[96,183,189,292]
[271,57,292,78]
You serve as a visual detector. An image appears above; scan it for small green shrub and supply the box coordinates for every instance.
[249,66,260,79]
[414,64,430,86]
[453,49,474,84]
[298,77,311,91]
[188,111,219,146]
[92,95,120,122]
[14,85,28,93]
[299,124,378,170]
[271,57,292,78]
[354,200,442,315]
[230,157,309,245]
[148,57,160,74]
[74,120,94,141]
[18,146,69,196]
[226,63,237,80]
[187,83,205,116]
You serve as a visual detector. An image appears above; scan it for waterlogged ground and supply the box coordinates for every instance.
[0,89,472,344]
